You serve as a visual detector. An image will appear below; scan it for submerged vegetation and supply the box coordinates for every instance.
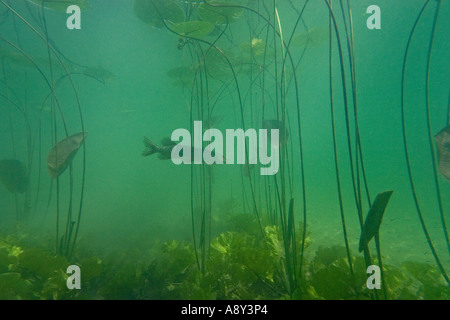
[0,0,449,299]
[0,216,448,300]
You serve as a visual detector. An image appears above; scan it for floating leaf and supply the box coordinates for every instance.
[47,132,87,178]
[198,1,243,25]
[291,27,328,48]
[167,65,196,87]
[240,38,265,55]
[359,190,393,252]
[203,48,235,79]
[239,38,273,62]
[167,51,233,86]
[171,20,214,38]
[134,0,184,28]
[0,159,28,194]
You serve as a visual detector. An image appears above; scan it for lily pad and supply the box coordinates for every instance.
[198,1,243,25]
[167,65,196,87]
[291,27,329,48]
[203,48,235,79]
[134,0,184,28]
[239,38,267,59]
[19,247,68,279]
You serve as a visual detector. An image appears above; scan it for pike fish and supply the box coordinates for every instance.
[142,136,224,162]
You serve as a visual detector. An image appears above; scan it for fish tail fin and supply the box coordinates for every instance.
[142,137,157,156]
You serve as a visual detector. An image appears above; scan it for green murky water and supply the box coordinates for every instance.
[0,0,449,300]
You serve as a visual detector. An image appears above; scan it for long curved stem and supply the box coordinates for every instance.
[423,0,449,255]
[400,0,449,285]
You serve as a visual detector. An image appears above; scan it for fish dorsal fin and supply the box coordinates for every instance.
[161,137,176,146]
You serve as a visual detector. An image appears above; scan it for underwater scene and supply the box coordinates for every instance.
[0,0,449,301]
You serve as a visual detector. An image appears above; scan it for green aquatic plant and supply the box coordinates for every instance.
[136,220,309,300]
[399,0,449,284]
[202,46,237,80]
[138,240,199,299]
[166,46,236,87]
[1,0,447,302]
[1,233,137,300]
[359,191,393,253]
[0,0,119,258]
[151,1,325,298]
[291,27,329,48]
[220,212,267,236]
[171,20,215,38]
[205,219,311,299]
[134,0,184,28]
[70,65,116,85]
[136,236,446,300]
[306,255,367,300]
[0,47,50,68]
[401,261,450,299]
[167,65,196,87]
[303,246,434,300]
[98,262,141,299]
[0,235,74,299]
[239,38,267,61]
[1,230,447,300]
[0,273,33,300]
[47,132,87,179]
